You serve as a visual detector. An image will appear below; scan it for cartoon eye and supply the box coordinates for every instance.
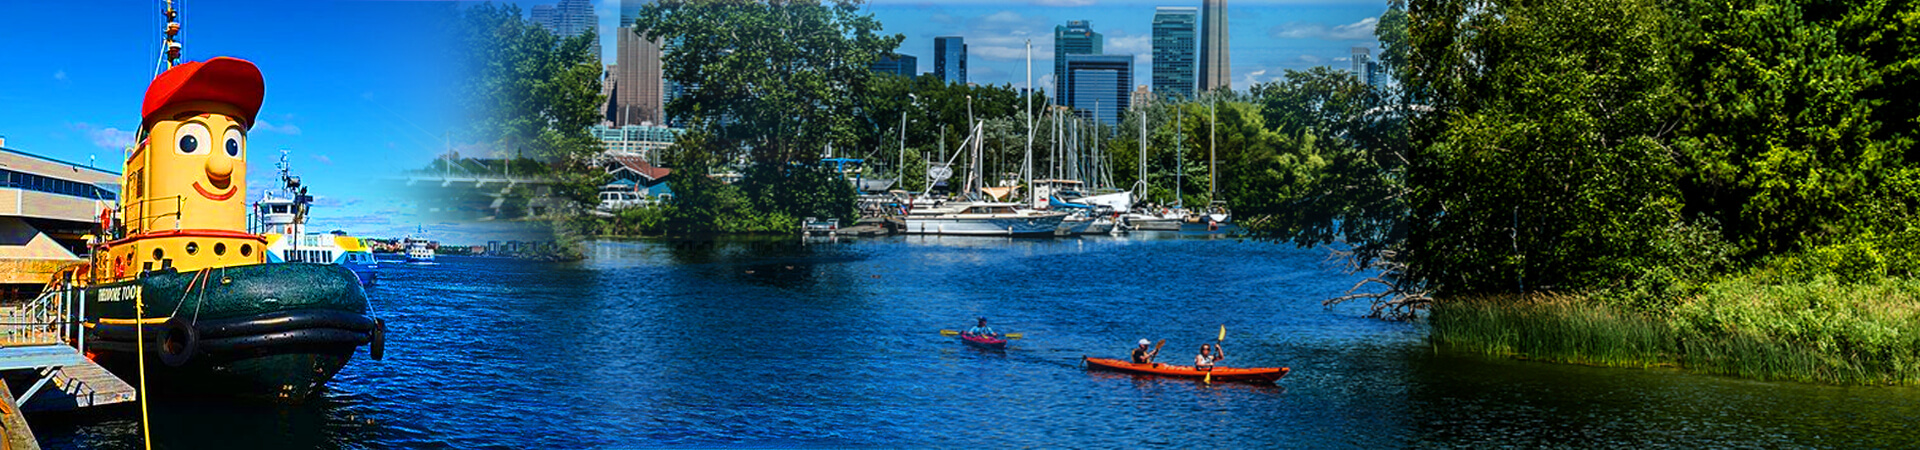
[224,127,246,159]
[175,122,210,155]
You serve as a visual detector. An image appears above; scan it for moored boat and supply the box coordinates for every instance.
[1082,357,1289,383]
[253,152,380,285]
[42,52,384,401]
[904,203,1067,236]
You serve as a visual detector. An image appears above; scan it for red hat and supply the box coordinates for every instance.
[141,56,265,129]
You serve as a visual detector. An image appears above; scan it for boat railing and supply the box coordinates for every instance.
[114,195,188,235]
[4,273,83,348]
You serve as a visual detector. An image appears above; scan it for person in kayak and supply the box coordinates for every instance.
[964,317,998,338]
[1131,339,1159,364]
[1195,343,1226,370]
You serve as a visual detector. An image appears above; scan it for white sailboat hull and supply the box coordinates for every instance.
[905,214,1066,236]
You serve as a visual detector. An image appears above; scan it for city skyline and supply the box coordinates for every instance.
[566,0,1388,96]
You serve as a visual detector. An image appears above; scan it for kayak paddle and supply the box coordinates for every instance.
[1206,325,1225,384]
[940,329,1021,339]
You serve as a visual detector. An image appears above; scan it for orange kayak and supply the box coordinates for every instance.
[1083,357,1289,383]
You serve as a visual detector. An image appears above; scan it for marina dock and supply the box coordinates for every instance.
[0,295,141,448]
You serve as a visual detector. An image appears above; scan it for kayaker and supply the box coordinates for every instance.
[1195,343,1226,370]
[1130,339,1159,364]
[965,317,998,338]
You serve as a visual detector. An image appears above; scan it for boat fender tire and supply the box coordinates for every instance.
[160,316,199,367]
[370,318,386,360]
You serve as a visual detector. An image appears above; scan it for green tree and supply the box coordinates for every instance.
[456,3,606,207]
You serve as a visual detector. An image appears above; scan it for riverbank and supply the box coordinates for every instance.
[1430,276,1920,385]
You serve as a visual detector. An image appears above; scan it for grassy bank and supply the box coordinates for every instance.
[1430,277,1920,385]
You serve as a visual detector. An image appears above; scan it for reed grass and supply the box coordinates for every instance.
[1430,277,1920,385]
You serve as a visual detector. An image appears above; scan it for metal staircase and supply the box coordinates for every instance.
[0,284,136,412]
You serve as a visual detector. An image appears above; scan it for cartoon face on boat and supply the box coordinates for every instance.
[131,56,263,232]
[101,56,269,279]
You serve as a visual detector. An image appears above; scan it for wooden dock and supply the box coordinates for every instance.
[0,298,142,449]
[0,345,137,412]
[0,379,37,450]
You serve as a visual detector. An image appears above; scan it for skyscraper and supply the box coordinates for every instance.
[1065,54,1133,126]
[1054,21,1104,101]
[532,0,601,63]
[872,53,918,77]
[1351,47,1374,87]
[1152,7,1198,99]
[608,0,665,126]
[1199,0,1230,92]
[934,36,967,84]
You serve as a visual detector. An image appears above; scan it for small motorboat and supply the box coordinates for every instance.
[1082,357,1288,383]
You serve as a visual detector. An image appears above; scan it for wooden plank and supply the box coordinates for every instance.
[0,379,41,450]
[18,353,137,413]
[0,347,83,372]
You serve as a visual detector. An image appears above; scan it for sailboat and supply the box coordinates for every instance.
[903,121,1067,236]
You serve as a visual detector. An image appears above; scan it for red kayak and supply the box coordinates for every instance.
[960,332,1007,350]
[1083,357,1289,383]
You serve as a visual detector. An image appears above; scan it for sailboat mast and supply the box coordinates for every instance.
[1137,107,1147,199]
[1209,94,1217,198]
[1024,39,1034,207]
[1176,105,1183,208]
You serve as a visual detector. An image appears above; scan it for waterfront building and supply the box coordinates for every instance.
[872,53,918,77]
[0,141,120,300]
[1151,7,1198,99]
[934,36,967,85]
[1065,54,1133,126]
[604,155,675,200]
[1131,85,1152,111]
[1199,0,1230,92]
[592,124,683,160]
[1054,21,1104,101]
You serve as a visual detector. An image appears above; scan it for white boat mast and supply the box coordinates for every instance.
[1136,107,1147,200]
[1024,39,1036,208]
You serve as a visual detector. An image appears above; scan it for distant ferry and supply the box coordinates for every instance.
[403,235,435,263]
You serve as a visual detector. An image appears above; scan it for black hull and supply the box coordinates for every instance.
[74,263,383,401]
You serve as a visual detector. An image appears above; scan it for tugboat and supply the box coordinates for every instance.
[38,16,384,401]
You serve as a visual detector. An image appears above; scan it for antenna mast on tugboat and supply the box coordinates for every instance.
[159,0,184,73]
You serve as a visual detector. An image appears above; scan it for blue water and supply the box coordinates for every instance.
[29,234,1920,448]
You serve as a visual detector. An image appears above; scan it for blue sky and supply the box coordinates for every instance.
[0,1,466,242]
[573,0,1391,91]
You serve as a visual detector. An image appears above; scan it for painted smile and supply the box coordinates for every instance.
[192,181,235,201]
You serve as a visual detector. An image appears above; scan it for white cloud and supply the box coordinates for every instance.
[53,70,67,81]
[255,119,302,135]
[1270,17,1378,41]
[1241,69,1270,87]
[1031,0,1095,6]
[70,123,134,151]
[311,154,334,165]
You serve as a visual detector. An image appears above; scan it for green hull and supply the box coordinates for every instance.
[75,263,379,401]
